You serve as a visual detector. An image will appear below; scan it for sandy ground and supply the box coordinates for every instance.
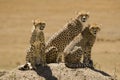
[0,0,120,79]
[0,63,112,80]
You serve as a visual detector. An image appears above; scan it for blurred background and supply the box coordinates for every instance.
[0,0,120,79]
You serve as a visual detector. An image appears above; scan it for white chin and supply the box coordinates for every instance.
[81,20,86,22]
[83,21,86,22]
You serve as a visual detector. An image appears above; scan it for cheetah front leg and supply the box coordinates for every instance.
[83,47,94,68]
[45,46,58,63]
[56,52,65,63]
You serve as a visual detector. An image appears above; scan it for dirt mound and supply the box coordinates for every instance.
[0,70,8,77]
[0,63,113,80]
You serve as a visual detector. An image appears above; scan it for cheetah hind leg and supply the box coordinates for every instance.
[65,46,85,68]
[56,52,65,63]
[45,46,58,63]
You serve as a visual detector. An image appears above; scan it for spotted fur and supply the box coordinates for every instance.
[46,12,89,63]
[19,19,46,70]
[60,24,100,68]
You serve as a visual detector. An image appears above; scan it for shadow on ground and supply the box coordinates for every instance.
[35,65,58,80]
[91,68,111,77]
[34,64,111,80]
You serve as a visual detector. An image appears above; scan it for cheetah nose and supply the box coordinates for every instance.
[94,32,96,35]
[82,18,86,22]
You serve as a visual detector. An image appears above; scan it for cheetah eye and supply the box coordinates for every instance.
[42,23,46,26]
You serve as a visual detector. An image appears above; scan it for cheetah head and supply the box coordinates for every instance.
[88,24,101,36]
[32,19,46,30]
[76,11,89,22]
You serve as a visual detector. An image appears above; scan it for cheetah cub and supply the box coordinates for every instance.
[59,23,100,68]
[64,46,83,65]
[19,19,46,70]
[46,11,90,63]
[82,24,100,68]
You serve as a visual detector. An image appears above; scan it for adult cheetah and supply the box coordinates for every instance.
[19,19,46,70]
[46,12,89,63]
[60,24,100,68]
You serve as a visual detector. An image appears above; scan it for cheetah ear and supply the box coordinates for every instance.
[97,27,101,32]
[43,23,46,26]
[99,24,102,27]
[87,12,90,15]
[98,24,102,31]
[86,12,90,18]
[75,11,81,18]
[75,11,79,15]
[32,20,35,26]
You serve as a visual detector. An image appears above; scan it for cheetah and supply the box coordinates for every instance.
[59,23,100,68]
[46,11,90,63]
[64,46,83,65]
[46,46,58,63]
[19,19,46,70]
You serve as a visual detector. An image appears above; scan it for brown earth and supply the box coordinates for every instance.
[0,0,120,79]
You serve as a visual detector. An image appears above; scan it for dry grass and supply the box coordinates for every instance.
[0,0,120,79]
